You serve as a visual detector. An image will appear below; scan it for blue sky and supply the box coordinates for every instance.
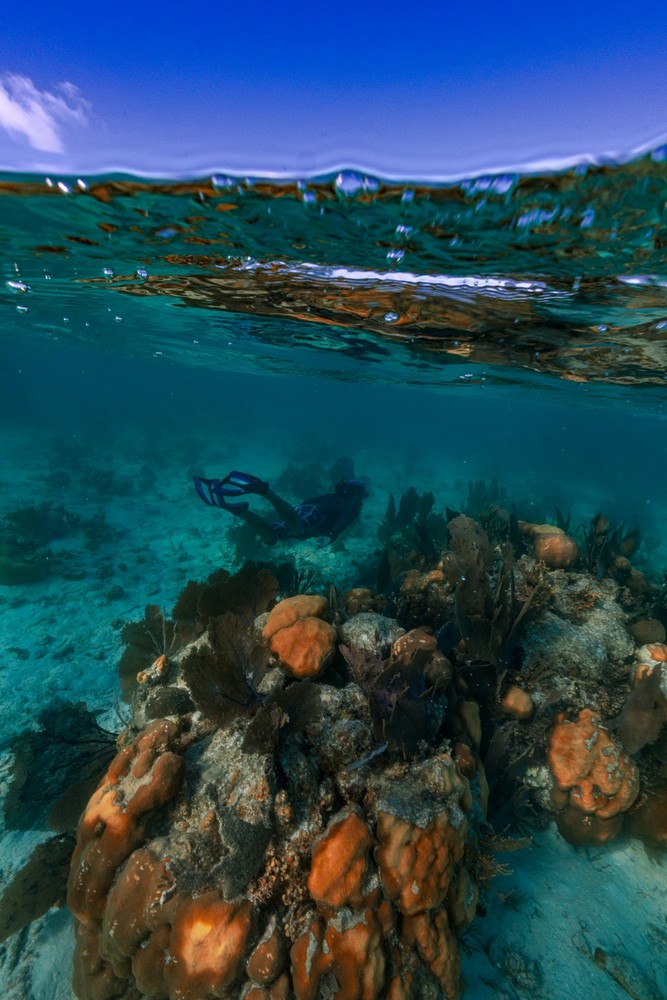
[1,0,666,178]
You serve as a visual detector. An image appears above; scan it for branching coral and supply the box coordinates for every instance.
[377,487,449,589]
[581,513,647,596]
[442,516,541,682]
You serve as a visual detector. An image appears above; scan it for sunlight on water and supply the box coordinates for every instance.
[1,146,666,395]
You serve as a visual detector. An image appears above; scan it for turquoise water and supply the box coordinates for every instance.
[1,155,666,998]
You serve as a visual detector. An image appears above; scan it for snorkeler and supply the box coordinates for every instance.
[193,470,366,546]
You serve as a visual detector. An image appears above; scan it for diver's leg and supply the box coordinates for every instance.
[232,508,278,545]
[264,488,305,538]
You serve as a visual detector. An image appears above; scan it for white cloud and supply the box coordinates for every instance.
[0,73,91,153]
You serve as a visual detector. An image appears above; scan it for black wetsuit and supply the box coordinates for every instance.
[271,480,366,544]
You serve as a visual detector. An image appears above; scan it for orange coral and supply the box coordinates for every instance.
[391,629,452,688]
[547,708,639,844]
[446,867,480,929]
[323,910,385,1000]
[519,522,579,568]
[402,909,460,1000]
[634,642,667,682]
[263,594,328,639]
[554,807,623,846]
[68,719,184,925]
[72,923,128,1000]
[100,846,174,977]
[307,807,376,910]
[68,689,476,1000]
[269,615,336,679]
[245,975,291,1000]
[375,810,466,916]
[263,594,336,679]
[246,916,286,986]
[164,892,254,1000]
[344,588,386,615]
[500,685,534,721]
[290,910,385,1000]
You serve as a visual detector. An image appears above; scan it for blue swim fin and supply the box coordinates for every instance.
[193,476,249,512]
[214,470,269,498]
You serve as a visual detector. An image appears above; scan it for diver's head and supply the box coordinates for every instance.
[336,478,367,499]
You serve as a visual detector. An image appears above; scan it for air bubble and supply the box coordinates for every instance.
[5,280,30,294]
[334,172,379,197]
[335,171,364,196]
[580,208,595,229]
[384,311,399,323]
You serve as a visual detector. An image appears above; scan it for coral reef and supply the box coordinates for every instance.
[66,562,487,1000]
[51,491,667,998]
[376,487,449,589]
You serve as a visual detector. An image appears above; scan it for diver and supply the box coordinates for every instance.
[193,470,366,546]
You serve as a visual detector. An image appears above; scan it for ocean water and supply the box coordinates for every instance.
[0,155,666,999]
